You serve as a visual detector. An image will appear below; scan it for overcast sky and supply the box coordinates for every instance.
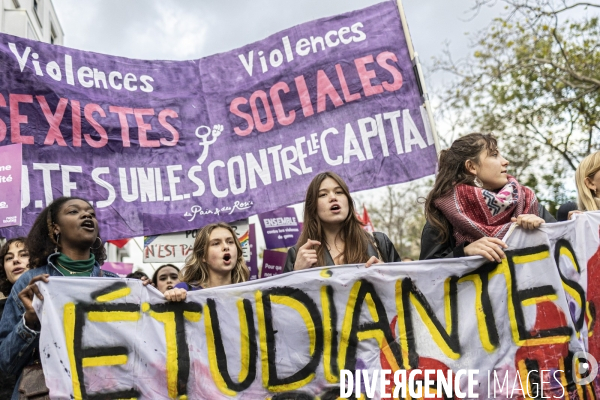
[49,0,503,271]
[51,0,503,94]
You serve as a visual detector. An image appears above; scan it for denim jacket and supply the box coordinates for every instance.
[0,253,118,399]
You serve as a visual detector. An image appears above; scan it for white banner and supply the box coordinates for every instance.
[35,212,600,399]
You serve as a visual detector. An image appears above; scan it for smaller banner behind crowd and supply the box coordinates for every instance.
[261,249,288,278]
[258,206,301,250]
[0,0,437,241]
[101,262,134,278]
[0,143,22,228]
[34,212,600,399]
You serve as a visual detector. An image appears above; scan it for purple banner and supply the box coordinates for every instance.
[261,249,287,278]
[0,143,22,228]
[258,206,300,249]
[247,223,259,280]
[0,1,436,240]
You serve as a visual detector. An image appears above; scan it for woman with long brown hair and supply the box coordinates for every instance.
[420,133,555,261]
[283,171,400,272]
[164,222,248,301]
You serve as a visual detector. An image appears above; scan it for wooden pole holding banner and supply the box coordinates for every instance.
[396,0,442,155]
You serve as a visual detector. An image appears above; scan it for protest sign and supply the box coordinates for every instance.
[258,206,300,249]
[34,212,600,399]
[0,0,437,240]
[144,219,249,263]
[0,143,22,228]
[261,249,288,278]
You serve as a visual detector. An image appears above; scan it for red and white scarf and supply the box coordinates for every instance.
[434,175,539,246]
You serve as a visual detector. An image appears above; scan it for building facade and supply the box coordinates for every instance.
[1,0,63,44]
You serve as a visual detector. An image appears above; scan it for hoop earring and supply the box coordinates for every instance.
[54,233,60,253]
[91,236,103,250]
[474,176,483,188]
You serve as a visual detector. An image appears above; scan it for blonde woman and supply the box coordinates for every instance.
[164,223,249,301]
[576,151,600,212]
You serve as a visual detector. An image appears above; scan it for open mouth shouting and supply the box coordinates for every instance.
[81,219,95,232]
[223,253,232,265]
[330,203,342,214]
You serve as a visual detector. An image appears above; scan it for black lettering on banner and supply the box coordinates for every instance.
[148,301,203,397]
[206,298,257,392]
[524,358,541,397]
[262,286,324,387]
[81,345,128,359]
[554,239,586,332]
[345,279,403,371]
[469,262,500,349]
[87,389,140,400]
[589,301,597,334]
[319,386,344,400]
[507,245,573,340]
[90,281,129,301]
[271,391,316,400]
[518,285,557,302]
[325,285,339,378]
[562,351,597,398]
[71,302,141,399]
[399,277,460,367]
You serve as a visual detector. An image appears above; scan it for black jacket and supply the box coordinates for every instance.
[419,203,556,260]
[283,232,401,273]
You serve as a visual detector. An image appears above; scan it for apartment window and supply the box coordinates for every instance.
[33,0,43,27]
[50,23,56,44]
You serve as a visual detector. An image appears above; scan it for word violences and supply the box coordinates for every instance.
[8,43,154,93]
[238,22,366,76]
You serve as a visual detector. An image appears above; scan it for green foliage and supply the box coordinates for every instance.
[357,179,433,260]
[437,0,600,208]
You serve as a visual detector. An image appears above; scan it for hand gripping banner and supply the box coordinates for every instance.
[34,212,600,399]
[0,0,437,240]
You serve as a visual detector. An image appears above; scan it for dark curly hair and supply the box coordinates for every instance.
[25,197,107,269]
[0,237,28,296]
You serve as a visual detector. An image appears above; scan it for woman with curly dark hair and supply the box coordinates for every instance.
[0,197,118,399]
[0,238,29,299]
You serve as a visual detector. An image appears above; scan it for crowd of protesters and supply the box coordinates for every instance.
[0,133,598,398]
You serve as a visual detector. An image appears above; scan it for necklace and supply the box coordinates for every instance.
[56,261,93,275]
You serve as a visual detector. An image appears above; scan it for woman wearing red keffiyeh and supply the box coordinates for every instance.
[420,133,555,261]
